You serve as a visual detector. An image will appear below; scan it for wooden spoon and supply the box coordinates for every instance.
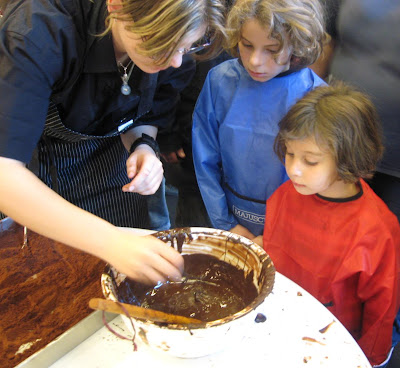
[89,298,203,325]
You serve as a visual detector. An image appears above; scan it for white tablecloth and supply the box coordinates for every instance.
[49,271,371,368]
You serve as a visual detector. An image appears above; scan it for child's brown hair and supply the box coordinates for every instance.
[225,0,329,69]
[274,82,384,183]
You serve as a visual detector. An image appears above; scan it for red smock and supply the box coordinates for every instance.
[263,179,400,366]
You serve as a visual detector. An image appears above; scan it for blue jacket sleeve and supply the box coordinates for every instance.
[192,71,238,230]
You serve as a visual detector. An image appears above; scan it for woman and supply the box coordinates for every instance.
[0,0,226,284]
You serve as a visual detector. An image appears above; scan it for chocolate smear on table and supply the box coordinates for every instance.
[117,253,258,322]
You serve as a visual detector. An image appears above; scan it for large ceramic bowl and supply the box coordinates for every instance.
[101,227,275,358]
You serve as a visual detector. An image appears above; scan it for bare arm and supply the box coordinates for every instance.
[120,125,158,150]
[252,235,263,247]
[230,224,264,246]
[229,224,255,240]
[0,157,183,284]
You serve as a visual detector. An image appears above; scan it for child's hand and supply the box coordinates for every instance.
[229,224,255,240]
[252,235,263,247]
[161,148,186,163]
[102,230,184,285]
[123,145,163,195]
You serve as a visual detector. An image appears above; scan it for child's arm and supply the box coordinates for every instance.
[252,235,263,247]
[192,72,238,230]
[229,225,263,246]
[229,224,254,239]
[354,234,400,366]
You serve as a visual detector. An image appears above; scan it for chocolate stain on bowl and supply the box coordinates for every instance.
[111,228,267,324]
[117,253,258,323]
[153,227,193,253]
[101,228,276,358]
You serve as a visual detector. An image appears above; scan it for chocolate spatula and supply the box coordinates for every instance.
[89,298,203,325]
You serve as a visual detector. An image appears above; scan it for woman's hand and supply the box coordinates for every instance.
[123,144,163,195]
[0,157,181,286]
[103,229,184,285]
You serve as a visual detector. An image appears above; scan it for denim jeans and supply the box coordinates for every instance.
[146,177,171,231]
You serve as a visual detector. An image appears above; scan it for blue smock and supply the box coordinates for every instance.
[192,59,325,236]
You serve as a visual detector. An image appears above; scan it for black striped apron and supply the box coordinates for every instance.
[28,102,150,228]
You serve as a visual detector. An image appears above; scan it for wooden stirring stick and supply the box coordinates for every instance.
[89,298,203,325]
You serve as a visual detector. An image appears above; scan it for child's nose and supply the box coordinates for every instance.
[287,160,302,177]
[249,50,264,66]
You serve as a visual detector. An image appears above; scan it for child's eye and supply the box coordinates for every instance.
[241,42,253,48]
[305,160,318,166]
[285,152,294,157]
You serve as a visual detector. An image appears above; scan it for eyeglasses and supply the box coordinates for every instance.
[176,39,212,55]
[146,37,213,61]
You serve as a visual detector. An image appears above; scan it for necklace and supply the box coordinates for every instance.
[118,59,135,95]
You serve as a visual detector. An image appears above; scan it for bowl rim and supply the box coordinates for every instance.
[101,227,275,329]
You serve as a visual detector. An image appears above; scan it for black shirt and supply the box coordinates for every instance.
[0,0,194,163]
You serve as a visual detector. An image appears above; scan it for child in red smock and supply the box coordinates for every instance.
[262,83,400,367]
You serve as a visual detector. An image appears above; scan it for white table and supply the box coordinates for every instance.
[18,228,372,368]
[47,271,371,368]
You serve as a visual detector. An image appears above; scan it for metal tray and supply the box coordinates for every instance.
[15,311,115,368]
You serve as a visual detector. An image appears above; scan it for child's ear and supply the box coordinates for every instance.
[107,0,123,14]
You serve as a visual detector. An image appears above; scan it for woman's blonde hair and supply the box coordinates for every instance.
[225,0,328,69]
[102,0,227,66]
[274,82,384,183]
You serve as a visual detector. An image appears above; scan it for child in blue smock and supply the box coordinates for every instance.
[192,0,328,240]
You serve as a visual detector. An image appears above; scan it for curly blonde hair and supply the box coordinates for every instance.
[274,82,384,183]
[225,0,328,69]
[102,0,227,66]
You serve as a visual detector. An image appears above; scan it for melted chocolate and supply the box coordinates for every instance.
[117,254,258,322]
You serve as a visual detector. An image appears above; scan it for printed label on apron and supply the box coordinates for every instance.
[232,205,265,225]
